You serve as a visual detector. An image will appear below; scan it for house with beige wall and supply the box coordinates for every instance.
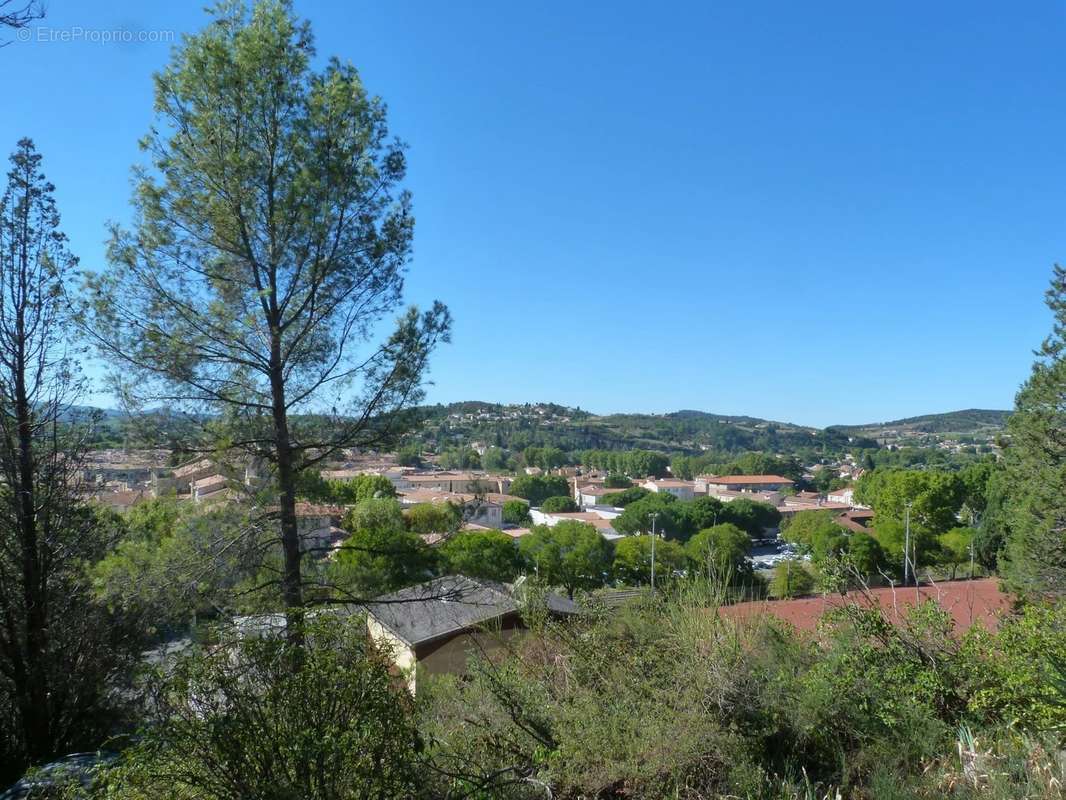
[365,575,579,694]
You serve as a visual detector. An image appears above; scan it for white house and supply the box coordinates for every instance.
[641,478,696,502]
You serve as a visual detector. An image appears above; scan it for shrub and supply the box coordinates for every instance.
[541,495,578,513]
[104,617,422,799]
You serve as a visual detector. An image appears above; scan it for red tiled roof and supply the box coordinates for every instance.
[705,475,794,485]
[719,578,1010,634]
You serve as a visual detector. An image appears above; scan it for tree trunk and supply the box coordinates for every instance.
[13,280,49,758]
[268,333,304,635]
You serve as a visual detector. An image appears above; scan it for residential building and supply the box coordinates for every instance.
[699,474,795,494]
[397,471,512,495]
[171,458,221,494]
[834,508,875,534]
[294,503,347,555]
[641,478,696,501]
[364,575,579,693]
[397,488,517,529]
[827,486,856,505]
[528,508,623,540]
[191,474,230,504]
[574,484,615,507]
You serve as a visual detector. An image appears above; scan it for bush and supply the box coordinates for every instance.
[509,474,570,506]
[439,530,525,583]
[105,617,422,799]
[601,486,650,507]
[502,499,531,526]
[541,495,578,513]
[769,559,815,598]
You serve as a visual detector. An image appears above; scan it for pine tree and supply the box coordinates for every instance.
[1002,264,1066,595]
[84,1,450,623]
[0,139,129,779]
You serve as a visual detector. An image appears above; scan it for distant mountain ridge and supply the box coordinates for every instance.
[76,400,1011,454]
[829,408,1011,435]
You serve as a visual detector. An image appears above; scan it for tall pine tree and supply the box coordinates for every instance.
[1002,264,1066,595]
[85,1,450,623]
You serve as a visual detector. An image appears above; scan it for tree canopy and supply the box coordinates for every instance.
[612,535,686,586]
[684,523,752,578]
[439,529,525,583]
[1001,265,1066,595]
[509,474,570,506]
[83,0,450,616]
[518,521,612,598]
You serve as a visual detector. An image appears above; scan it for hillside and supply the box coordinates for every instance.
[415,402,872,457]
[829,408,1011,438]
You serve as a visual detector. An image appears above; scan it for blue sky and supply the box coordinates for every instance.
[3,1,1063,427]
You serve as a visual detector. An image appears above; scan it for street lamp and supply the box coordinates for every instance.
[648,514,656,597]
[903,501,913,586]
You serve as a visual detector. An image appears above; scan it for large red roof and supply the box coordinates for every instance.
[704,474,794,484]
[719,578,1010,634]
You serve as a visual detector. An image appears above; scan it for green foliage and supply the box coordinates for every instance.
[872,518,939,577]
[770,559,815,598]
[612,493,686,539]
[522,446,567,471]
[603,473,632,489]
[938,527,977,579]
[540,495,578,513]
[717,497,782,538]
[123,496,185,543]
[421,586,1066,799]
[508,474,570,506]
[976,464,1011,569]
[298,471,397,504]
[92,505,273,633]
[438,530,525,583]
[334,525,435,597]
[855,468,965,534]
[396,443,423,467]
[342,498,405,537]
[781,510,845,553]
[961,602,1066,731]
[439,446,482,470]
[579,449,669,478]
[403,502,461,536]
[105,616,420,799]
[336,499,433,595]
[600,486,649,507]
[1002,265,1066,595]
[480,446,509,471]
[612,535,686,585]
[502,498,532,526]
[848,531,887,577]
[678,495,725,532]
[685,523,752,577]
[517,521,612,597]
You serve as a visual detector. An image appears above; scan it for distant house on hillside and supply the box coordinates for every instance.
[365,575,580,693]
